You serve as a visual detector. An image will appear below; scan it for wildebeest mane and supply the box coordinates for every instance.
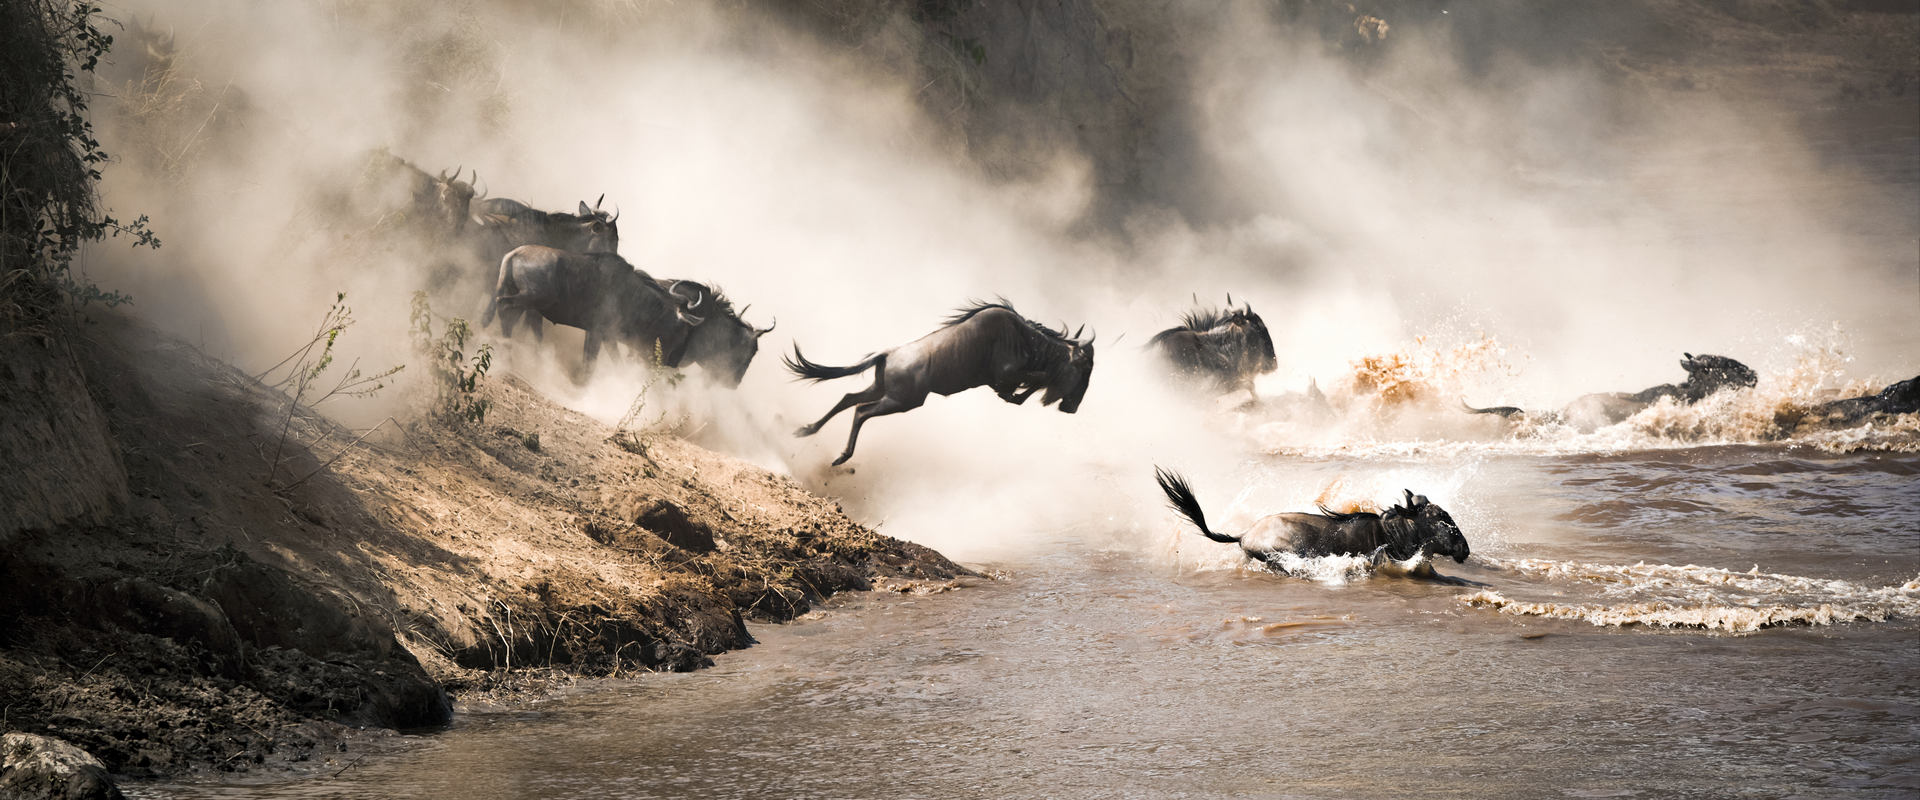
[944,299,1080,378]
[943,299,1073,342]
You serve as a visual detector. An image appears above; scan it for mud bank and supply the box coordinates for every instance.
[0,312,971,785]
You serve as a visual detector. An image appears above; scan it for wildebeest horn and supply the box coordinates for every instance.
[609,204,619,223]
[1226,292,1234,307]
[472,171,485,197]
[1403,488,1415,508]
[757,317,776,337]
[595,193,605,210]
[1073,323,1086,340]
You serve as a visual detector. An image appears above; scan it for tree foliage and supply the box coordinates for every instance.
[1,0,157,333]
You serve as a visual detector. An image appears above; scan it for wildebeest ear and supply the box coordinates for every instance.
[578,201,592,216]
[1412,494,1429,507]
[1403,488,1415,507]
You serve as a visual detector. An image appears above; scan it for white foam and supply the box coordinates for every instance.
[1462,558,1920,632]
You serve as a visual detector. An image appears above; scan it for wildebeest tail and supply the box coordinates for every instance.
[1155,467,1239,544]
[1460,399,1524,418]
[784,345,881,382]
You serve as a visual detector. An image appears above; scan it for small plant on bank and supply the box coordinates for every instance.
[609,338,686,455]
[410,291,493,426]
[254,292,403,485]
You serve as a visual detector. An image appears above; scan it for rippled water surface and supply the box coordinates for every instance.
[137,447,1920,799]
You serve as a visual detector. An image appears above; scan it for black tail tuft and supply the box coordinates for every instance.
[1460,399,1524,418]
[783,344,873,382]
[1155,467,1238,544]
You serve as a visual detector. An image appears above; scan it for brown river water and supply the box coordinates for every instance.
[133,445,1920,799]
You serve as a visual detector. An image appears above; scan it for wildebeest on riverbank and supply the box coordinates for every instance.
[786,301,1095,466]
[483,245,767,382]
[348,149,478,244]
[1465,352,1759,432]
[461,195,619,301]
[1155,467,1473,581]
[1149,298,1277,400]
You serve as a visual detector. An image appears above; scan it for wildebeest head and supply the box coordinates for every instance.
[432,166,478,235]
[574,195,620,254]
[1042,332,1095,414]
[1225,303,1278,375]
[1386,489,1470,564]
[1677,353,1758,402]
[679,293,775,388]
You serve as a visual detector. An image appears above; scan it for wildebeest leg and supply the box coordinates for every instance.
[527,313,544,343]
[797,377,884,437]
[495,304,520,338]
[833,394,920,466]
[577,329,601,384]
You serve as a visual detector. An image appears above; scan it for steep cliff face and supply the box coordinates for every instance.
[0,334,130,537]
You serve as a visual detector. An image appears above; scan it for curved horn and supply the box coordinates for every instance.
[472,171,485,198]
[609,204,619,223]
[453,165,464,183]
[757,317,776,337]
[1403,488,1415,508]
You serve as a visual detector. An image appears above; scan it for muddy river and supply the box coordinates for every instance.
[135,446,1919,798]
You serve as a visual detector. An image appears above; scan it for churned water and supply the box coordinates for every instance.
[137,445,1920,799]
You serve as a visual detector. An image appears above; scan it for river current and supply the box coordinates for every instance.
[136,443,1920,799]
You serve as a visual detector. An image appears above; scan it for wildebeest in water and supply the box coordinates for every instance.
[1465,352,1758,432]
[1792,374,1920,432]
[1149,296,1278,399]
[786,301,1095,465]
[1156,468,1474,582]
[482,245,713,381]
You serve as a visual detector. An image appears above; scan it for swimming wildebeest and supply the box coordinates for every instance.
[1793,374,1920,431]
[1464,352,1758,432]
[786,301,1095,465]
[1149,297,1278,399]
[1155,468,1473,581]
[482,245,710,380]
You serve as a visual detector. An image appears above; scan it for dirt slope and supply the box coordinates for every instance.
[0,311,971,780]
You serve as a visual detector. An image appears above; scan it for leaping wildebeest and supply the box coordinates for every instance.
[786,301,1095,465]
[482,245,711,380]
[1149,296,1278,399]
[1155,467,1473,582]
[1464,352,1758,432]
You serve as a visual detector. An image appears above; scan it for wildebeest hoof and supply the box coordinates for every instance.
[793,425,816,438]
[830,453,852,466]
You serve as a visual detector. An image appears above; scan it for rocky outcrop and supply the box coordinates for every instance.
[0,733,124,800]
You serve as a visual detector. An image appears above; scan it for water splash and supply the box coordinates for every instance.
[1463,557,1920,632]
[1239,326,1916,457]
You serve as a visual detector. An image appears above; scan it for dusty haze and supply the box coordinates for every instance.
[84,0,1919,559]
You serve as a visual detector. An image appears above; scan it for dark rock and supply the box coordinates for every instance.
[629,498,716,554]
[0,733,125,800]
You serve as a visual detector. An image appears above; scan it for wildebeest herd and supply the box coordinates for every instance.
[368,151,1917,581]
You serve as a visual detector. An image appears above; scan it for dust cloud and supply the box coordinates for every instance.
[83,1,1916,560]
